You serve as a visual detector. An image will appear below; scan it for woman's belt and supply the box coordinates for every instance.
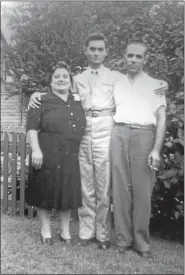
[85,109,115,117]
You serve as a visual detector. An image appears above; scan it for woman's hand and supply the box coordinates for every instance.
[32,149,43,169]
[28,92,42,110]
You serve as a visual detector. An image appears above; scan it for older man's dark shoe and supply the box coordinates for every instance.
[40,235,53,245]
[137,251,151,258]
[80,239,90,246]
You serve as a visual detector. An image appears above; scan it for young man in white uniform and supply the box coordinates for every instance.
[74,33,121,249]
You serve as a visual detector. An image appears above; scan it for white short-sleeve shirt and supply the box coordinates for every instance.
[113,72,167,125]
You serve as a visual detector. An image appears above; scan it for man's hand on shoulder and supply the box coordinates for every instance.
[154,80,168,97]
[28,92,43,110]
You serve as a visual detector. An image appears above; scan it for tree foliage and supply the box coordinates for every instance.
[4,1,184,241]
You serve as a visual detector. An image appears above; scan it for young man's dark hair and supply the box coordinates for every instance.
[85,32,107,48]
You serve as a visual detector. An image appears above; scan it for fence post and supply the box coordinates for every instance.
[19,133,26,217]
[11,132,17,215]
[27,146,34,218]
[3,132,9,213]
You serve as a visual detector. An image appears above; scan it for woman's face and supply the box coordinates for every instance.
[50,68,71,93]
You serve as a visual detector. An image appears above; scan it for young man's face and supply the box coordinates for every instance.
[84,40,107,66]
[125,44,148,75]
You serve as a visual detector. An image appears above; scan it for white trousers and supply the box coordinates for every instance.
[78,116,114,242]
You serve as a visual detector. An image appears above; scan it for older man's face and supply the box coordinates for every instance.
[125,44,147,75]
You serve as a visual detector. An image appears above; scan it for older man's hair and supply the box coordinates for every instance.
[126,41,148,56]
[85,32,107,48]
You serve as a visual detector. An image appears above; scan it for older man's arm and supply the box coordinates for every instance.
[148,105,166,170]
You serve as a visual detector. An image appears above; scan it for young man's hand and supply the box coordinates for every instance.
[28,92,42,110]
[154,81,168,97]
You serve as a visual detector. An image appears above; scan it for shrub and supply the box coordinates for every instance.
[150,90,184,243]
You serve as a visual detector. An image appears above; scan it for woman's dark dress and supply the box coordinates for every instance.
[26,91,86,210]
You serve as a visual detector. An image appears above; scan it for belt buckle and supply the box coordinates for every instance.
[92,111,99,117]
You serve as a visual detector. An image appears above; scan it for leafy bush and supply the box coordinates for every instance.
[150,89,184,243]
[3,1,184,241]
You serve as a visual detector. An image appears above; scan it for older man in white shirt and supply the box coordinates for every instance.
[111,42,167,257]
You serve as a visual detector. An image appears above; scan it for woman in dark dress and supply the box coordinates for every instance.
[26,61,86,245]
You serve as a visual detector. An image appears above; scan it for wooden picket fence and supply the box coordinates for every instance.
[1,130,37,218]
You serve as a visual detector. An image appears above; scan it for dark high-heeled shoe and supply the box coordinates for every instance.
[59,235,71,244]
[40,234,53,245]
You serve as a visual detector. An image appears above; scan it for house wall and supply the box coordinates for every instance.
[1,81,22,129]
[21,93,29,127]
[1,34,7,81]
[1,31,29,131]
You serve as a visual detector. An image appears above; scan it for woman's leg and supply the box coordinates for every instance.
[37,208,52,238]
[59,210,71,239]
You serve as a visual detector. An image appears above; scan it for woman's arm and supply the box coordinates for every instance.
[27,130,43,169]
[26,105,43,169]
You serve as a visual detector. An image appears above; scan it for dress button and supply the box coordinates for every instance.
[68,105,70,107]
[70,112,73,116]
[72,124,76,127]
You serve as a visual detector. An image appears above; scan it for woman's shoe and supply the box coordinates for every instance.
[40,234,53,245]
[59,235,71,244]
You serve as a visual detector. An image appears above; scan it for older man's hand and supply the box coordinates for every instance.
[148,149,161,171]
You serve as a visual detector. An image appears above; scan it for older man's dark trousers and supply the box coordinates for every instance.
[110,124,155,252]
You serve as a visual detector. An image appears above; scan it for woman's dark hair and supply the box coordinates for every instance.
[49,61,73,87]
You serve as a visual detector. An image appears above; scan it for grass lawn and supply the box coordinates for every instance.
[1,212,184,274]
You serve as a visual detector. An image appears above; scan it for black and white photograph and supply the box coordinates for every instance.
[1,0,184,274]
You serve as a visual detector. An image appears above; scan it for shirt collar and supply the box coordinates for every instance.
[87,64,105,78]
[126,71,147,84]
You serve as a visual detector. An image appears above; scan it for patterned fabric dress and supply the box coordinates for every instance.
[26,91,86,210]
